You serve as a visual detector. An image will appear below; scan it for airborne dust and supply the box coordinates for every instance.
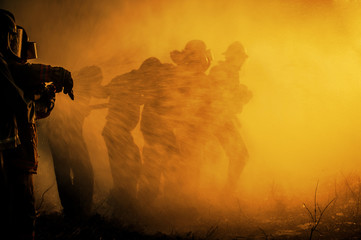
[2,0,361,237]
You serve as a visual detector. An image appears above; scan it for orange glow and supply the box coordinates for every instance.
[3,0,361,234]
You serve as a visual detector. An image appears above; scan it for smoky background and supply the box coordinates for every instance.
[1,0,361,234]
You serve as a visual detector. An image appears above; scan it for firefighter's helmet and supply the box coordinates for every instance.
[223,41,248,60]
[139,57,162,72]
[0,9,22,59]
[170,40,212,72]
[0,9,37,61]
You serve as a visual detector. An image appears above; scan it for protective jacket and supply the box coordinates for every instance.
[0,53,27,151]
[3,63,62,173]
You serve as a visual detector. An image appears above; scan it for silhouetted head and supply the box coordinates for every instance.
[170,40,212,73]
[223,41,248,69]
[138,57,162,73]
[77,66,102,83]
[0,10,15,34]
[75,66,103,97]
[0,9,18,58]
[137,57,164,92]
[0,10,37,63]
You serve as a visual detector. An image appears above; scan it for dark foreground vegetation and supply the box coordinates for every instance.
[35,175,361,240]
[36,213,206,240]
[34,207,361,240]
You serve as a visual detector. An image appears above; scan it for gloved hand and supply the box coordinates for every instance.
[63,70,74,100]
[53,67,74,100]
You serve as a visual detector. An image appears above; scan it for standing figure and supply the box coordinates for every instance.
[103,63,145,211]
[169,40,213,197]
[45,66,103,217]
[208,41,252,190]
[138,58,179,204]
[0,9,74,240]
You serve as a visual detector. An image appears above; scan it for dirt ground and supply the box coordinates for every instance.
[35,198,361,240]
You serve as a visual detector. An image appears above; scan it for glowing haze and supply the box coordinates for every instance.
[2,0,361,232]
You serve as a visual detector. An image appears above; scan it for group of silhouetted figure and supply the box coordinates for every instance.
[44,40,252,219]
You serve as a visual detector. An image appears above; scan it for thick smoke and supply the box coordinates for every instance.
[2,0,361,234]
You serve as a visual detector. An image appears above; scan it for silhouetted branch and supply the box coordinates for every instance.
[303,181,336,240]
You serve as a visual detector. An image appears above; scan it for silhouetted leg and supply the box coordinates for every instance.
[140,129,191,224]
[0,153,11,239]
[8,171,35,240]
[215,120,248,189]
[140,117,179,204]
[104,130,141,208]
[49,140,75,216]
[69,138,94,215]
[0,159,35,240]
[139,141,164,203]
[177,123,205,196]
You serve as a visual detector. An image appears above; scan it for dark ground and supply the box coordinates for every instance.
[35,175,361,240]
[36,213,203,240]
[34,208,361,240]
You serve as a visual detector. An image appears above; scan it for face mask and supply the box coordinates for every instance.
[11,25,38,61]
[8,25,23,58]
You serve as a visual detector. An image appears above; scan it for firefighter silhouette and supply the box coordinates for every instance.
[102,61,148,211]
[208,41,252,189]
[169,40,213,197]
[0,9,75,239]
[138,57,179,204]
[46,66,102,217]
